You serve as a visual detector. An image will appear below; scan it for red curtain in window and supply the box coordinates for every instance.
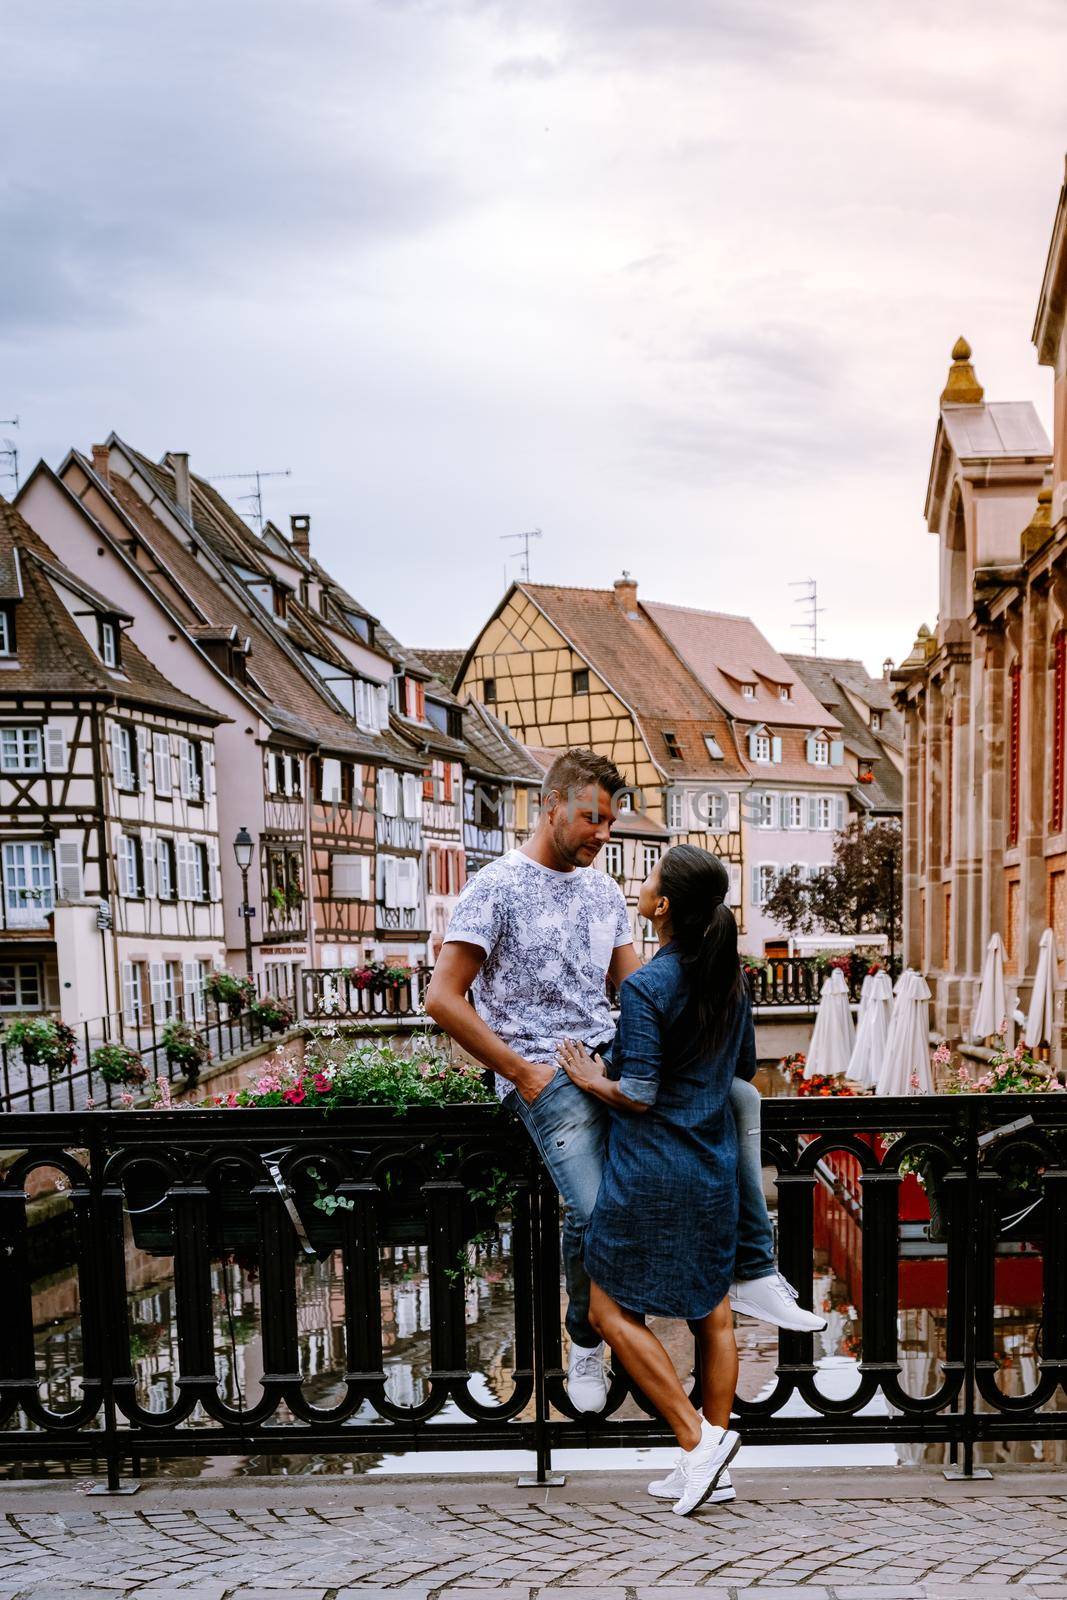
[944,712,953,864]
[1008,662,1022,847]
[1053,632,1066,834]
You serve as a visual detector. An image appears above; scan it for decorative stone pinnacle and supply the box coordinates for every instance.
[941,336,984,405]
[1021,485,1053,557]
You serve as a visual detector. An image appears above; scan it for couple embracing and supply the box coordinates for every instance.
[426,748,823,1516]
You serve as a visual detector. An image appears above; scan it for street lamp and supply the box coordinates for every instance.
[233,826,255,977]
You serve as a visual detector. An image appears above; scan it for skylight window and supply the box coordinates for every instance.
[703,734,724,760]
[663,731,682,760]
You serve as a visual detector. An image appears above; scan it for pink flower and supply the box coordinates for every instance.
[909,1072,921,1090]
[226,1091,238,1107]
[255,1073,281,1094]
[932,1042,953,1067]
[119,1091,135,1108]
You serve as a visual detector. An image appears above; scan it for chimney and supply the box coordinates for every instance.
[90,444,111,489]
[171,452,193,525]
[613,572,638,617]
[882,657,894,682]
[290,514,311,559]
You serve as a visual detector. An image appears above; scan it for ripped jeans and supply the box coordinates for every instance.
[506,1070,776,1349]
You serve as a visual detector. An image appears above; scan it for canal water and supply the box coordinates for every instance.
[9,1138,1063,1480]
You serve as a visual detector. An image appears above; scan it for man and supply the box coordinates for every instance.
[426,747,823,1415]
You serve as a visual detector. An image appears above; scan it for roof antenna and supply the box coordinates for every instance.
[789,578,825,656]
[206,467,292,532]
[0,415,19,493]
[501,527,542,581]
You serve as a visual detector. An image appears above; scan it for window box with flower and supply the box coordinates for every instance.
[4,1016,77,1074]
[122,1036,507,1257]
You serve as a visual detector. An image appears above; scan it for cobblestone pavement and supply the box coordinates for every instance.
[5,1472,1067,1600]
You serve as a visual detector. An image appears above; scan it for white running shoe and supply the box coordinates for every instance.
[729,1271,828,1332]
[673,1421,741,1516]
[567,1340,608,1412]
[649,1461,734,1503]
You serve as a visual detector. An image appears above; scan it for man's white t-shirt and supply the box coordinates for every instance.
[443,848,633,1098]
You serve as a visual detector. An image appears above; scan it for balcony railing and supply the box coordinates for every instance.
[746,954,903,1006]
[302,964,429,1019]
[3,1092,1066,1487]
[0,972,298,1113]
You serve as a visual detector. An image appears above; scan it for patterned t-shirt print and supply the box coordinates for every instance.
[443,849,633,1098]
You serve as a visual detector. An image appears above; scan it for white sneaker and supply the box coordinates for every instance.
[567,1340,608,1412]
[649,1461,735,1503]
[673,1421,741,1516]
[730,1272,828,1332]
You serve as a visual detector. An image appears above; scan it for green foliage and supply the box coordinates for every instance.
[764,819,902,939]
[92,1041,148,1085]
[201,1032,495,1111]
[4,1015,78,1072]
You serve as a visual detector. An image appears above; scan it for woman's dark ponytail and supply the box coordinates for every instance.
[657,844,744,1054]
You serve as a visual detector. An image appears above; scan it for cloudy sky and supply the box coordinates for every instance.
[3,1,1065,673]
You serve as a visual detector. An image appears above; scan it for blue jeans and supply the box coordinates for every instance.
[507,1070,776,1348]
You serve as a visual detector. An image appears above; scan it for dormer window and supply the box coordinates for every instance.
[741,683,756,700]
[778,685,791,702]
[272,586,287,620]
[703,734,724,760]
[0,606,15,657]
[811,737,829,766]
[99,618,119,668]
[663,731,682,761]
[753,732,771,762]
[870,711,883,732]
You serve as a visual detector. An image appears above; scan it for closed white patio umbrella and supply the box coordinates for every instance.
[876,970,934,1096]
[1023,927,1058,1048]
[804,968,856,1080]
[970,932,1007,1042]
[847,969,894,1089]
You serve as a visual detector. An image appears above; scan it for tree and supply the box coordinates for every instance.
[763,819,902,944]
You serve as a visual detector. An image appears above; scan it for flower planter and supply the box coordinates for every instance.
[123,1156,498,1258]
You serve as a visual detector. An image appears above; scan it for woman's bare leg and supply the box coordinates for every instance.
[589,1282,702,1449]
[694,1296,738,1430]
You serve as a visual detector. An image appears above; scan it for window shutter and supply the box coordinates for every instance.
[153,732,171,792]
[771,735,782,764]
[110,724,124,787]
[44,725,68,773]
[376,684,389,729]
[829,739,845,767]
[122,961,139,1026]
[747,730,759,761]
[384,855,400,907]
[183,959,205,1021]
[727,861,741,908]
[207,841,220,900]
[150,961,168,1017]
[400,857,420,908]
[769,793,781,829]
[835,796,846,830]
[805,734,816,764]
[142,832,156,899]
[202,743,215,800]
[750,865,760,906]
[176,840,192,900]
[55,839,83,900]
[380,769,399,816]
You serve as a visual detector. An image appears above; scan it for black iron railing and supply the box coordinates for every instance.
[745,955,903,1006]
[2,1093,1065,1486]
[0,974,298,1114]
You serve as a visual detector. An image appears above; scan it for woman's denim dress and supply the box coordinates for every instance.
[583,943,755,1320]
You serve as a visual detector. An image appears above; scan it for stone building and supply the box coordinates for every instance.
[894,160,1067,1050]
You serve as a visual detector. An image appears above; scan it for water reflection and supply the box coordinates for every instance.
[8,1162,1065,1477]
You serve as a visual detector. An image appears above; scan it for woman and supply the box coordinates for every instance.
[557,844,750,1516]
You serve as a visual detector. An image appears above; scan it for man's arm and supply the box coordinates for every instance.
[424,942,555,1104]
[608,941,642,987]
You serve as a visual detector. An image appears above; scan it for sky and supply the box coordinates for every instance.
[2,0,1065,675]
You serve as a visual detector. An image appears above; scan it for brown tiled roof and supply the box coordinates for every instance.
[75,455,419,765]
[785,654,902,812]
[461,697,546,783]
[417,648,465,690]
[518,584,745,779]
[645,601,842,731]
[0,497,222,722]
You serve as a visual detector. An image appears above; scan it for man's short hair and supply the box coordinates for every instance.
[542,748,627,804]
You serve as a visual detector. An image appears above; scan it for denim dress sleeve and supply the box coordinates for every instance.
[612,976,663,1106]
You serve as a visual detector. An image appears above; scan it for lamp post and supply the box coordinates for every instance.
[233,826,255,978]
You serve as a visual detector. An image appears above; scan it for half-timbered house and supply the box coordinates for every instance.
[0,498,225,1030]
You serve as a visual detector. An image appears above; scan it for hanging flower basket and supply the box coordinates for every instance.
[249,994,295,1034]
[92,1041,148,1087]
[4,1017,78,1075]
[205,970,256,1017]
[160,1020,211,1083]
